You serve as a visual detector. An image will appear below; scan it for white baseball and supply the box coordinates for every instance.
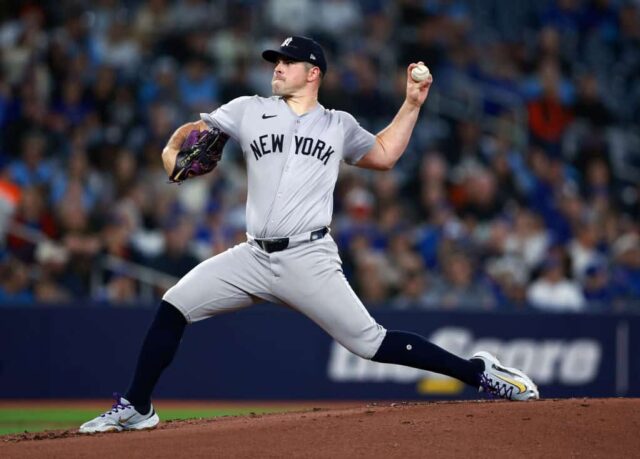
[411,64,430,82]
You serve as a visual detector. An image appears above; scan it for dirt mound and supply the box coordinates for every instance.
[2,398,638,458]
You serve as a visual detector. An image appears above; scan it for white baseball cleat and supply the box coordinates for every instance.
[473,351,540,401]
[79,393,160,433]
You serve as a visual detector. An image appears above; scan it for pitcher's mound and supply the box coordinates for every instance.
[2,398,638,458]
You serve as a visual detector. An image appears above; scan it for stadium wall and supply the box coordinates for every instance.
[0,305,637,399]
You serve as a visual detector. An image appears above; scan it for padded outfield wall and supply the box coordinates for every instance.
[0,304,637,399]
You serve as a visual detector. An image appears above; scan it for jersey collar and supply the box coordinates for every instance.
[279,97,324,118]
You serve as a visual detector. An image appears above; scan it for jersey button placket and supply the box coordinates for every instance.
[268,118,296,233]
[282,128,296,175]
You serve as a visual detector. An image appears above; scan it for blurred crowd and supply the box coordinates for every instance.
[0,0,639,312]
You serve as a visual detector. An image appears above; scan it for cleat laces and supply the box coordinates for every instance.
[479,373,515,399]
[101,393,133,417]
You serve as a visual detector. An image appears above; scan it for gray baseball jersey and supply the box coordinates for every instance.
[164,96,386,359]
[201,96,375,238]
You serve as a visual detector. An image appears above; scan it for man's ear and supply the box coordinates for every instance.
[308,66,321,82]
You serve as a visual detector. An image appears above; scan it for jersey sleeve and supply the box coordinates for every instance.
[200,96,253,141]
[339,112,376,165]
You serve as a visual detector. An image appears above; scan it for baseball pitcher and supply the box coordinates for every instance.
[80,36,538,434]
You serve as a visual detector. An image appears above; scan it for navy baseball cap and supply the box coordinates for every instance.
[262,36,327,74]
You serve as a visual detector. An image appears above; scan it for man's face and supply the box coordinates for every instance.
[271,58,312,96]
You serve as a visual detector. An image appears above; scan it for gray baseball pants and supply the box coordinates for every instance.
[164,233,386,359]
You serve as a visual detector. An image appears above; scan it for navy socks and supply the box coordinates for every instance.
[125,300,187,414]
[123,307,483,412]
[372,330,484,387]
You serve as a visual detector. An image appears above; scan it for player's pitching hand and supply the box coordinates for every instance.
[406,62,433,108]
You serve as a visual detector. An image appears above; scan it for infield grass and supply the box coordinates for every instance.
[0,405,292,435]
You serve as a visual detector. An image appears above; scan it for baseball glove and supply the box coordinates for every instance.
[169,127,229,183]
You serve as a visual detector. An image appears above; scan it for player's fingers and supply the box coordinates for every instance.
[406,64,420,82]
[406,64,415,78]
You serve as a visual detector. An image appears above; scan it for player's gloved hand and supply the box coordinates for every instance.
[169,127,230,183]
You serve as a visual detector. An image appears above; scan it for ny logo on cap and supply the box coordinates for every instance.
[281,37,293,47]
[310,53,316,60]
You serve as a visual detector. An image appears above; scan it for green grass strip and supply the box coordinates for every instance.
[0,406,291,436]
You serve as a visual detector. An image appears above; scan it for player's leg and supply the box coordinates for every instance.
[274,236,538,400]
[272,237,480,379]
[371,331,539,400]
[79,243,275,433]
[123,299,186,416]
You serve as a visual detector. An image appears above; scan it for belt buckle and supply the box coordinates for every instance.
[258,238,289,253]
[272,239,289,252]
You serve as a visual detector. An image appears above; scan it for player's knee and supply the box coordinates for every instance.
[343,342,374,359]
[339,325,386,360]
[155,300,188,328]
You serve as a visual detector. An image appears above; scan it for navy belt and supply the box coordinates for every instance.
[254,227,329,253]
